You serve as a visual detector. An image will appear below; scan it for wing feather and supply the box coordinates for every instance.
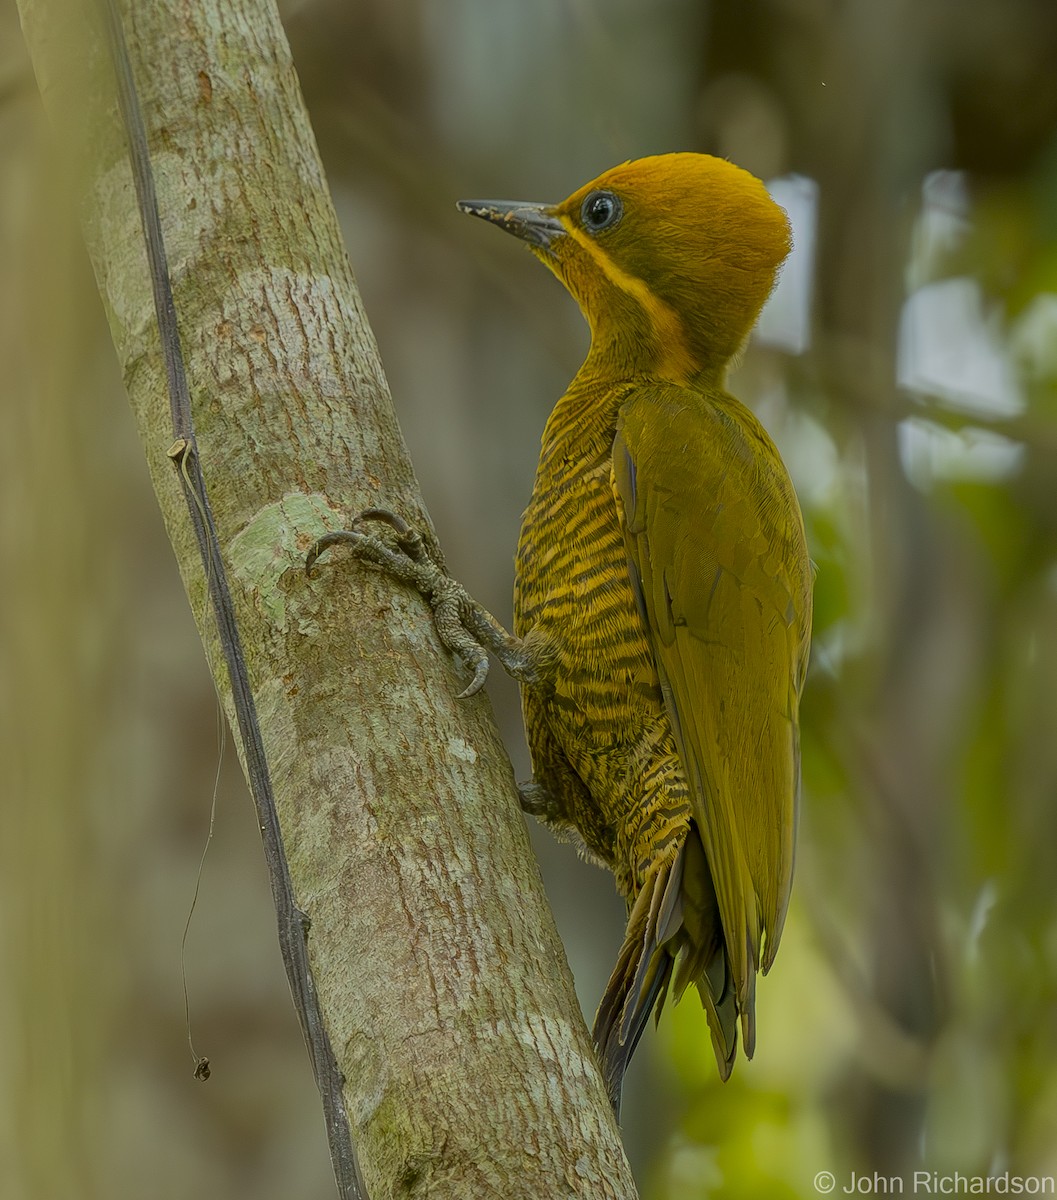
[612,383,811,1026]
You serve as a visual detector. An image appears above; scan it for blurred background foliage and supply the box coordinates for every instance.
[3,0,1057,1196]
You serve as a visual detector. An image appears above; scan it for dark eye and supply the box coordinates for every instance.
[580,190,623,233]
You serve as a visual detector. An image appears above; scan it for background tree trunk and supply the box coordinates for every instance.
[15,0,638,1195]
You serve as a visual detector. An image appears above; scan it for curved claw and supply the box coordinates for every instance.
[306,529,362,575]
[354,508,434,567]
[456,656,491,700]
[356,508,413,536]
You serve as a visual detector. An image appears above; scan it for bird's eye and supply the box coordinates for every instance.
[580,190,623,233]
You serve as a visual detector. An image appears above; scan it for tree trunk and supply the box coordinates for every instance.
[16,0,638,1195]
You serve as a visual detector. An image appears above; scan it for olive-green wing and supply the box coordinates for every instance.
[612,382,811,1042]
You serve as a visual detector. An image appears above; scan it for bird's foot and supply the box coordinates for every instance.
[517,781,564,821]
[307,508,537,698]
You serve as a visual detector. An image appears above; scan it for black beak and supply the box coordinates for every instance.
[456,199,565,248]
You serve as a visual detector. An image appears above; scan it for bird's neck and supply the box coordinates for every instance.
[574,284,731,393]
[576,333,727,394]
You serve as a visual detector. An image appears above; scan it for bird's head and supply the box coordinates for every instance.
[459,153,791,385]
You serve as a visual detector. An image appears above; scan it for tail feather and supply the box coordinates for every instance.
[593,856,677,1113]
[592,831,745,1114]
[621,853,682,1043]
[678,833,740,1073]
[597,950,674,1115]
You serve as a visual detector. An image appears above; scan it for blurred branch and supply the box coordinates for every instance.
[793,334,1057,456]
[16,0,637,1196]
[1,67,109,1199]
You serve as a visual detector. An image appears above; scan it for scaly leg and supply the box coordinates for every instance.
[307,508,538,698]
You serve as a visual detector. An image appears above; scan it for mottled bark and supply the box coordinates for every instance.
[16,0,638,1196]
